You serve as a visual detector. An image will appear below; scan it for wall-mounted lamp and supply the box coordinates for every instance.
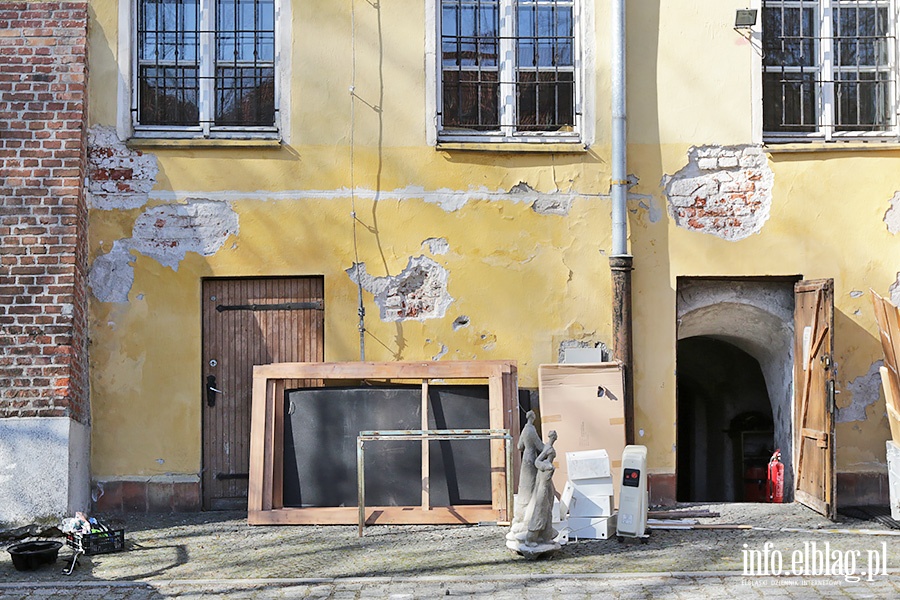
[734,9,758,29]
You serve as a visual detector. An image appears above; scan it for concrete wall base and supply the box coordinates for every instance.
[0,417,90,527]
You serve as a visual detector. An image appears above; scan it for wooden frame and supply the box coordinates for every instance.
[247,361,519,525]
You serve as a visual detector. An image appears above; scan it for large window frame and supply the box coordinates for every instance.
[433,0,585,145]
[127,0,285,140]
[762,0,899,142]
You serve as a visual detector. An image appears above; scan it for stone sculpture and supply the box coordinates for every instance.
[506,420,560,559]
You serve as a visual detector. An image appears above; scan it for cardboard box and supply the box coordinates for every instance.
[539,363,627,504]
[567,515,617,540]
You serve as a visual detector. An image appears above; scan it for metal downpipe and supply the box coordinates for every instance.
[610,0,634,445]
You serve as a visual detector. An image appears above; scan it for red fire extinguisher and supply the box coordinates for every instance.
[767,449,784,503]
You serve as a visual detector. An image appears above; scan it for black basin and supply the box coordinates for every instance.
[7,540,63,571]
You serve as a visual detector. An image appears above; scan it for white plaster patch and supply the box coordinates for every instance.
[87,125,159,210]
[891,274,900,306]
[662,145,774,241]
[432,344,448,361]
[88,200,239,301]
[629,196,663,223]
[130,199,239,270]
[885,191,900,234]
[88,240,136,303]
[850,290,864,298]
[347,256,454,322]
[422,237,450,255]
[837,360,884,423]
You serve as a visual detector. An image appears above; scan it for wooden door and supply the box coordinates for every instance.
[202,277,324,510]
[793,279,836,519]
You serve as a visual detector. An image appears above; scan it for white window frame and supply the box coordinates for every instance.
[760,0,899,143]
[426,0,591,146]
[118,0,290,141]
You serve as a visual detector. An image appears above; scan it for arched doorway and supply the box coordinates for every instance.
[676,277,799,503]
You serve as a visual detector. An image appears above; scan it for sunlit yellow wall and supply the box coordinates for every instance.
[86,0,897,490]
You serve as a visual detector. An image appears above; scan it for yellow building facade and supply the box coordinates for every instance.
[83,0,899,513]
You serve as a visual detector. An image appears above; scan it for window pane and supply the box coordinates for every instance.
[441,1,499,68]
[217,0,275,63]
[836,6,890,67]
[763,71,816,133]
[139,0,199,62]
[516,4,573,67]
[139,66,199,125]
[516,70,574,131]
[441,69,500,130]
[762,6,815,68]
[835,70,891,130]
[215,66,275,126]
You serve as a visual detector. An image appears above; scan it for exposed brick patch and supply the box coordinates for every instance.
[662,145,774,241]
[347,256,454,322]
[86,126,158,210]
[0,1,90,422]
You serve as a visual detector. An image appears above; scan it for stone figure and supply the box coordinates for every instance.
[506,425,561,559]
[506,410,544,541]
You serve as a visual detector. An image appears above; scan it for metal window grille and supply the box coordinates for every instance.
[762,0,897,138]
[136,0,276,130]
[439,0,577,136]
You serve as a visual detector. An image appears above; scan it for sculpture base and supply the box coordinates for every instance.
[506,539,561,560]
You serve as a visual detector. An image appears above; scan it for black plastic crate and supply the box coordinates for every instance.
[65,529,125,555]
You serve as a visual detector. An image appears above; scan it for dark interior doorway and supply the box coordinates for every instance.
[676,336,775,502]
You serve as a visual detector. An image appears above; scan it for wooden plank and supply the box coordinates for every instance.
[249,505,502,526]
[254,361,516,381]
[421,379,430,510]
[261,378,277,511]
[488,364,504,511]
[247,370,269,513]
[273,379,285,510]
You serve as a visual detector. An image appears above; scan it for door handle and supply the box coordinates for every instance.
[206,375,222,407]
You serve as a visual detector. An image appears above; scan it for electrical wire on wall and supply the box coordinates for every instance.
[349,0,366,361]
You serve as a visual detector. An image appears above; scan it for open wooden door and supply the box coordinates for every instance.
[793,279,836,519]
[201,277,324,510]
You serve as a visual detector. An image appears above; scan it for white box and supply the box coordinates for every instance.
[888,440,900,520]
[567,449,612,480]
[567,488,612,517]
[568,479,615,499]
[567,515,617,540]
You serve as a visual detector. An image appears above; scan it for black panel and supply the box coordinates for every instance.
[283,385,501,508]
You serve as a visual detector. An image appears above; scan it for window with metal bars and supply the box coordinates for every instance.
[135,0,277,136]
[762,0,897,140]
[438,0,580,141]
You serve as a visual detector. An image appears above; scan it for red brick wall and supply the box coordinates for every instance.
[0,1,90,423]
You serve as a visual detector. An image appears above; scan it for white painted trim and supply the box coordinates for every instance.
[117,0,134,140]
[424,0,438,146]
[749,0,763,145]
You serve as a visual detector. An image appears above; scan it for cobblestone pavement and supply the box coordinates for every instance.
[2,503,900,598]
